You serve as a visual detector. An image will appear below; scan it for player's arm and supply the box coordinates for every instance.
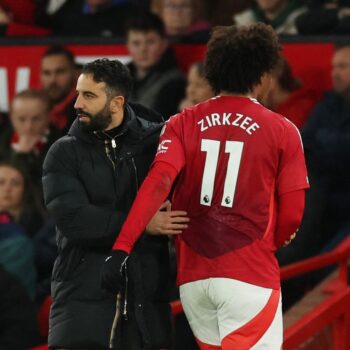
[114,160,180,253]
[275,189,305,248]
[101,161,181,293]
[275,121,309,248]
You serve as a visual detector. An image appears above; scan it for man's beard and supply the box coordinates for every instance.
[76,104,112,132]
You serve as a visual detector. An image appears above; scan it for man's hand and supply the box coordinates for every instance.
[101,250,129,294]
[146,200,190,236]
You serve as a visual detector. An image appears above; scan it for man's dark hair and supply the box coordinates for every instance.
[125,12,166,38]
[205,23,281,94]
[42,45,76,67]
[82,58,133,101]
[334,42,350,51]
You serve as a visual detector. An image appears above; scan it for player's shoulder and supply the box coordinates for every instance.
[165,105,197,127]
[259,104,298,131]
[175,97,217,124]
[272,110,301,139]
[280,115,301,133]
[264,109,303,150]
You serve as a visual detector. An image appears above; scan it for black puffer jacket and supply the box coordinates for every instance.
[42,104,172,349]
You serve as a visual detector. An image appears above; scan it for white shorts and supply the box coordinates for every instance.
[179,278,282,350]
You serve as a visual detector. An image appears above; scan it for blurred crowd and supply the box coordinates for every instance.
[2,0,350,38]
[1,0,350,349]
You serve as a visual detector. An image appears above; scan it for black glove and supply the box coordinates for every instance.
[101,250,129,294]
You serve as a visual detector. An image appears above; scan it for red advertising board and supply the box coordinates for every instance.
[0,42,333,112]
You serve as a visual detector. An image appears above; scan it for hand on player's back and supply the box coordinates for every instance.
[146,200,190,236]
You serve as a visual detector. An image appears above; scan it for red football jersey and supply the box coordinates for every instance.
[154,96,309,289]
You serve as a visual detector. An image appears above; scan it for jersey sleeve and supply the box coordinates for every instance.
[275,189,305,248]
[113,161,180,253]
[153,115,186,172]
[277,120,310,195]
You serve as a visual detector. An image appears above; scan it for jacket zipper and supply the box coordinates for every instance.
[101,131,121,170]
[122,261,129,320]
[104,140,116,171]
[131,157,139,193]
[102,134,139,323]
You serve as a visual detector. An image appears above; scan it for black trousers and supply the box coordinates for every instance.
[54,316,150,350]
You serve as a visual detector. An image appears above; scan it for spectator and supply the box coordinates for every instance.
[178,61,214,111]
[50,0,133,37]
[0,160,46,298]
[0,213,37,299]
[0,156,56,302]
[40,45,78,133]
[234,0,307,35]
[0,160,46,238]
[276,44,350,310]
[0,89,61,185]
[205,0,252,26]
[36,0,71,23]
[301,44,350,250]
[0,265,40,349]
[39,0,149,16]
[296,0,350,35]
[261,57,322,129]
[126,13,186,119]
[0,0,51,36]
[151,0,210,41]
[42,58,189,349]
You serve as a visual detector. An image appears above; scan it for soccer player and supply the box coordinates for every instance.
[102,23,309,350]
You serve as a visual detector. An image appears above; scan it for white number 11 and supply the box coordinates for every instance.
[200,139,244,208]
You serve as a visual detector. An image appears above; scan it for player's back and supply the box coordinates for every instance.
[170,95,301,287]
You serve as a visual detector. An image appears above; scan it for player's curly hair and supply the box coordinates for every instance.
[82,58,132,101]
[205,23,281,95]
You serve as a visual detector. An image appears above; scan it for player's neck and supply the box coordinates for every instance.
[219,91,256,99]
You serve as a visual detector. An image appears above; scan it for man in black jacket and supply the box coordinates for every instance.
[42,58,189,350]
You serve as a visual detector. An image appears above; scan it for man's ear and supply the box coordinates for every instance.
[110,95,125,113]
